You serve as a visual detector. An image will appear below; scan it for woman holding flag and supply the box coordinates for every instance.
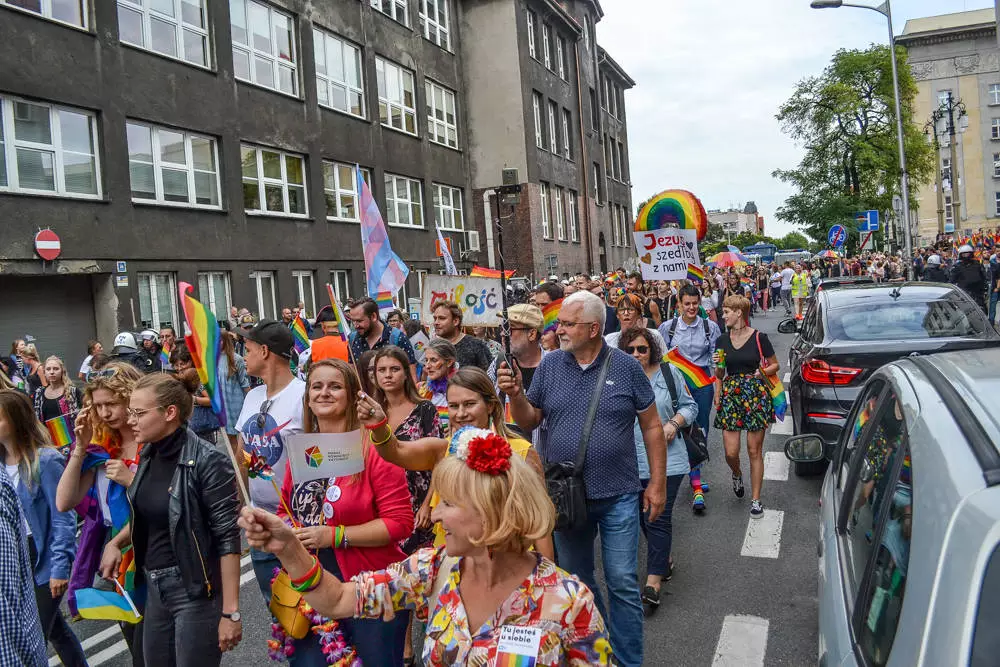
[32,356,82,436]
[277,358,413,665]
[0,390,87,666]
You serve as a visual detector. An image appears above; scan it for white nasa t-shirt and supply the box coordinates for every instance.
[237,378,305,513]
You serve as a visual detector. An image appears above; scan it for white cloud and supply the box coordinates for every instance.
[597,0,995,239]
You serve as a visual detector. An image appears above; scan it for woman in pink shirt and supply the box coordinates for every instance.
[277,358,414,665]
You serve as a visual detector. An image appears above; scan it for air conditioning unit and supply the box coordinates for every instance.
[466,230,480,251]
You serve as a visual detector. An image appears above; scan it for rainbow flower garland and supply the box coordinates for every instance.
[267,569,360,666]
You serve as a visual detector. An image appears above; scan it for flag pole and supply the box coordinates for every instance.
[494,189,511,358]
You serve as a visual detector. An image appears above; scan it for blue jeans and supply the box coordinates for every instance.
[250,548,281,602]
[990,290,998,325]
[554,492,643,667]
[641,476,684,577]
[689,382,714,438]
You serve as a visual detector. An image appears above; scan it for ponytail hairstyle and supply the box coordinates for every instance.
[134,373,194,423]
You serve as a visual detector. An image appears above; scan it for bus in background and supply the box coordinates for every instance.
[743,242,777,264]
[774,249,813,266]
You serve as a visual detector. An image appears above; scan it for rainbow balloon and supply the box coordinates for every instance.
[634,190,709,241]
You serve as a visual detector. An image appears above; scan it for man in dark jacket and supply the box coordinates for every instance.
[950,245,987,311]
[922,255,949,283]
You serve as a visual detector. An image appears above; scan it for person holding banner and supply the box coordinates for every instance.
[238,426,611,667]
[278,358,413,665]
[0,390,87,666]
[99,373,243,667]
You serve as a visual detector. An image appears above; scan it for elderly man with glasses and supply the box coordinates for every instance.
[234,320,305,601]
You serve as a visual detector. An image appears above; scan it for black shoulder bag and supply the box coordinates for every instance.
[543,350,613,531]
[659,363,710,468]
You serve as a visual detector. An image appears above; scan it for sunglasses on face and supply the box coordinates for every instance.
[86,368,118,382]
[626,345,649,355]
[256,399,273,430]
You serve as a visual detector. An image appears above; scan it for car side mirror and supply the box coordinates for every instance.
[777,319,799,334]
[784,434,825,463]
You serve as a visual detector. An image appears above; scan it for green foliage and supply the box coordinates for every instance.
[772,45,933,245]
[777,231,810,250]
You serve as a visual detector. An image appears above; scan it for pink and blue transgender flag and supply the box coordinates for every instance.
[358,165,409,297]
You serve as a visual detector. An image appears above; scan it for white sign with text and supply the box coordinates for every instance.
[632,228,701,280]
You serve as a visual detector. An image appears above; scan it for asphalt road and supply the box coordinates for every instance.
[51,310,822,667]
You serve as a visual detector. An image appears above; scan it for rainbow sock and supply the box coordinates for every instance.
[690,467,703,495]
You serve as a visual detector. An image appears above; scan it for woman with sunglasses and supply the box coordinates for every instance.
[604,293,667,352]
[417,339,458,436]
[277,359,413,665]
[616,328,697,611]
[100,373,242,667]
[56,362,145,666]
[0,390,87,666]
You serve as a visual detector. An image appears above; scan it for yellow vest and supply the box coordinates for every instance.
[791,273,810,298]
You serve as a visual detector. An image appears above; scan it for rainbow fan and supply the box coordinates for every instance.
[635,190,709,241]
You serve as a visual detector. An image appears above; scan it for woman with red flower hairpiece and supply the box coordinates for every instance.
[239,426,613,666]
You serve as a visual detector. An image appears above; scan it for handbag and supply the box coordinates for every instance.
[542,350,613,532]
[269,570,312,640]
[755,332,787,422]
[660,364,710,468]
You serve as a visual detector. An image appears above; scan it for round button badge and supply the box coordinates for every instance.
[326,485,342,503]
[322,502,334,519]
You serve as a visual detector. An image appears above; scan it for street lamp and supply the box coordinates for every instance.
[811,0,913,272]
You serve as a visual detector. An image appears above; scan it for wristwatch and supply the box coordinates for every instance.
[222,611,241,622]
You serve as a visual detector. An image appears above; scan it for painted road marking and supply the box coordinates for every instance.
[763,451,789,481]
[89,641,128,667]
[771,414,794,436]
[712,614,769,667]
[783,372,790,384]
[740,509,785,559]
[49,626,120,665]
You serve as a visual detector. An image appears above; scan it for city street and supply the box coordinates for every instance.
[50,313,823,667]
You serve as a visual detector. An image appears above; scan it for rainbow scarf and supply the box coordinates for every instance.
[686,264,705,283]
[290,313,310,354]
[664,348,713,389]
[541,299,562,335]
[179,282,226,427]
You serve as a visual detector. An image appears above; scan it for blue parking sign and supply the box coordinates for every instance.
[855,210,879,232]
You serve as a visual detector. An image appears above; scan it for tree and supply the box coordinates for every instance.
[777,232,810,250]
[772,45,933,246]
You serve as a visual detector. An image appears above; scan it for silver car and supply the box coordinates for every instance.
[784,348,1000,667]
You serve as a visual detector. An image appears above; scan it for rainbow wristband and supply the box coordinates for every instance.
[334,525,345,549]
[289,556,321,592]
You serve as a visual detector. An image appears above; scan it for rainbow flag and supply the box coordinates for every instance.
[179,282,226,427]
[664,348,713,390]
[45,414,75,450]
[604,271,621,283]
[158,349,170,368]
[76,581,142,624]
[470,265,515,279]
[541,299,562,335]
[686,264,704,283]
[290,313,310,354]
[325,284,352,342]
[768,376,788,422]
[436,404,449,436]
[496,653,535,667]
[375,291,394,311]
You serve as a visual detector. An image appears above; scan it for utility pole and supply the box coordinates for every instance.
[945,91,962,228]
[924,118,946,234]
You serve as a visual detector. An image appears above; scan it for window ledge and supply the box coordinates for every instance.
[132,199,226,213]
[380,123,420,139]
[0,4,91,32]
[318,104,368,123]
[328,217,360,224]
[235,77,302,102]
[121,41,213,72]
[386,222,426,230]
[428,140,462,153]
[0,188,106,203]
[246,211,312,221]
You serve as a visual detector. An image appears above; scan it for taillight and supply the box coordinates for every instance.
[806,412,844,420]
[802,359,862,385]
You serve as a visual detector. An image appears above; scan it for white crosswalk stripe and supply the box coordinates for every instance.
[763,451,789,481]
[712,615,769,667]
[740,509,785,559]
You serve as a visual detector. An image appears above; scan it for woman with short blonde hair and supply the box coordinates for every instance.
[239,426,611,666]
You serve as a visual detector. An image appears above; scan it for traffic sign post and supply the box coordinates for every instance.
[859,231,874,252]
[855,210,879,233]
[34,229,61,261]
[828,225,846,249]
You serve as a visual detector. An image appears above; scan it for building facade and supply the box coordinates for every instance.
[899,8,1000,245]
[0,0,636,368]
[707,202,760,236]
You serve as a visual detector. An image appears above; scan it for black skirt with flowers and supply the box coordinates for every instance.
[714,373,775,432]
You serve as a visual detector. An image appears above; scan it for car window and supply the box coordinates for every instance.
[970,542,1000,666]
[837,381,885,490]
[840,389,907,603]
[826,295,986,341]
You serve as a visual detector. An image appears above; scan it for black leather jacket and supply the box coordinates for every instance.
[128,428,241,600]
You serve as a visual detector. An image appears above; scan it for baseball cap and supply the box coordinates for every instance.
[236,319,295,359]
[502,304,544,333]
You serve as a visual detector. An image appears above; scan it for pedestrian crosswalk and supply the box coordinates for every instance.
[48,554,256,667]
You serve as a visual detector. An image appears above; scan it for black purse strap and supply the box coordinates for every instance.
[575,349,613,474]
[660,363,680,413]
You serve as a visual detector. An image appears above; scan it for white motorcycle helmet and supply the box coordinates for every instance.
[927,254,942,266]
[958,244,974,258]
[111,331,140,355]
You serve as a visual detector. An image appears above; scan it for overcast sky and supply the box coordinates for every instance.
[597,0,995,239]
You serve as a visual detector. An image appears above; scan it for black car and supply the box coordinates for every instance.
[777,282,1000,474]
[813,275,874,294]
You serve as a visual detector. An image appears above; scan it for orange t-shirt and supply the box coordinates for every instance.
[310,336,350,363]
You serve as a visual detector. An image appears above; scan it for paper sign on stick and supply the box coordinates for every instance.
[632,228,701,281]
[287,432,364,484]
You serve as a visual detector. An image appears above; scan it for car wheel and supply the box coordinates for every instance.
[794,459,828,477]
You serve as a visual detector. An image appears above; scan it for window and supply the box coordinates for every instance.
[0,97,100,198]
[589,88,599,129]
[568,189,578,242]
[241,143,307,216]
[197,272,231,322]
[371,0,407,25]
[547,101,558,153]
[541,24,551,69]
[605,139,613,179]
[323,162,370,221]
[995,192,1000,217]
[942,157,951,187]
[419,0,450,50]
[376,57,417,135]
[426,80,458,149]
[611,204,620,246]
[532,92,543,149]
[292,270,316,317]
[231,0,297,95]
[992,118,1000,140]
[137,272,178,329]
[554,186,566,240]
[385,172,423,227]
[620,206,630,247]
[540,182,552,239]
[330,270,351,303]
[593,162,602,204]
[582,14,591,50]
[433,183,463,231]
[945,194,954,229]
[526,10,536,59]
[251,270,277,319]
[601,76,608,110]
[556,36,566,79]
[991,84,1000,106]
[562,109,572,159]
[117,0,208,67]
[1,0,86,27]
[618,140,627,180]
[313,29,365,118]
[127,122,220,208]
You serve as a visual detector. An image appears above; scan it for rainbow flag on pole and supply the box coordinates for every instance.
[325,284,352,342]
[686,264,705,283]
[290,313,310,354]
[179,282,226,427]
[375,291,394,312]
[541,299,562,335]
[469,265,515,279]
[45,414,75,450]
[664,348,714,390]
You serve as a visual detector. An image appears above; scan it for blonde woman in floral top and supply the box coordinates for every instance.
[239,423,612,666]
